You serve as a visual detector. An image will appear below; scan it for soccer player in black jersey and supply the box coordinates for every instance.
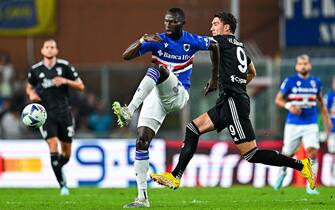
[26,39,85,195]
[151,12,316,191]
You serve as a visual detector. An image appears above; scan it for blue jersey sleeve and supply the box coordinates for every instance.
[139,41,159,56]
[280,78,290,96]
[194,35,210,51]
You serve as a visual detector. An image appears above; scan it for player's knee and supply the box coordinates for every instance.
[155,65,169,83]
[47,138,58,152]
[243,147,259,163]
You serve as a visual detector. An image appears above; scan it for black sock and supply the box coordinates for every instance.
[50,152,65,187]
[244,148,304,171]
[59,155,70,168]
[172,122,200,179]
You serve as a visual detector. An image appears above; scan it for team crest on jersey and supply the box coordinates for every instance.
[183,44,190,52]
[56,67,62,75]
[172,86,179,93]
[39,73,45,78]
[310,80,316,88]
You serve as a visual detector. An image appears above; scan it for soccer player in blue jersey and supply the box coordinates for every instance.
[112,8,219,208]
[274,54,332,194]
[324,77,335,178]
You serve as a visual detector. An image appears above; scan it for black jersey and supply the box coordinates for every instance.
[214,35,251,98]
[28,59,80,114]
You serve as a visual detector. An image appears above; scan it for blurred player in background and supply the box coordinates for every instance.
[151,12,316,193]
[273,54,332,194]
[112,7,219,208]
[324,77,335,177]
[26,39,85,195]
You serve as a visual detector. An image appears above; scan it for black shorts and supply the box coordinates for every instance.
[207,95,256,144]
[39,109,75,143]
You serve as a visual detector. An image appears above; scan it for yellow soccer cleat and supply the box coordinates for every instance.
[112,101,131,128]
[300,158,316,190]
[150,172,180,190]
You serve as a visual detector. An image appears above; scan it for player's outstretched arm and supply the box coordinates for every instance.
[317,93,333,133]
[246,62,256,84]
[52,77,85,91]
[204,41,219,96]
[122,34,162,60]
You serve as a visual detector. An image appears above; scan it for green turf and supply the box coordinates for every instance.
[0,186,334,210]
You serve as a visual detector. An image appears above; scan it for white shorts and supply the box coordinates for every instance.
[137,73,189,133]
[282,124,319,156]
[328,133,335,153]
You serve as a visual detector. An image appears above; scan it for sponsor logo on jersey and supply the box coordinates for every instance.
[41,79,55,88]
[56,67,62,76]
[292,87,318,93]
[230,75,247,84]
[160,52,191,61]
[164,43,169,48]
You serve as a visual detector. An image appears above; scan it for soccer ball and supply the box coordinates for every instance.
[21,103,47,128]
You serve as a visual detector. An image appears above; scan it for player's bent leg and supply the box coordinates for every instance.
[239,140,316,190]
[113,67,163,128]
[151,113,215,189]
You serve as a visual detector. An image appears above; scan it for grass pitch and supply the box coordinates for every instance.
[0,186,334,210]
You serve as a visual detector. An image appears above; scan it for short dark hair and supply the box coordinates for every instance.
[167,7,185,21]
[296,54,311,63]
[214,12,237,33]
[43,38,57,46]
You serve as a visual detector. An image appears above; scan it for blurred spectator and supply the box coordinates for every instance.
[0,52,13,98]
[70,91,96,131]
[88,100,113,136]
[0,98,26,139]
